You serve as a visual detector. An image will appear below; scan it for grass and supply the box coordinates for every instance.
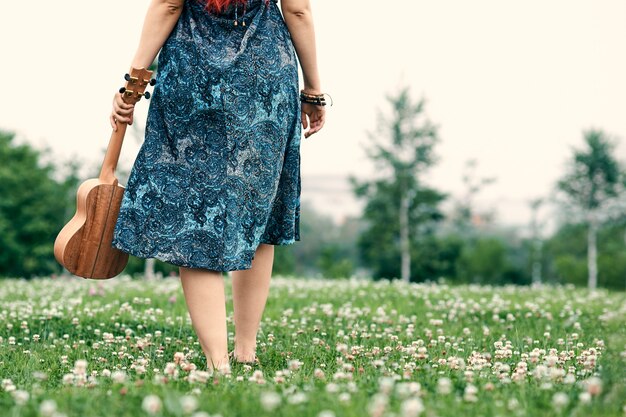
[0,275,624,417]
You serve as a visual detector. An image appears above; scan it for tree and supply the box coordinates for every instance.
[544,221,626,290]
[0,131,81,278]
[556,129,626,289]
[351,86,445,282]
[528,198,545,285]
[272,200,355,277]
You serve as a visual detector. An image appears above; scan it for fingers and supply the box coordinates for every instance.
[110,92,135,128]
[301,103,327,138]
[303,109,326,138]
[112,112,133,125]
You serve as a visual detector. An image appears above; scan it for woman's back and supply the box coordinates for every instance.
[111,0,302,271]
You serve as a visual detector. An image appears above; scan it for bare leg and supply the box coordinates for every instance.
[231,243,274,362]
[179,266,229,373]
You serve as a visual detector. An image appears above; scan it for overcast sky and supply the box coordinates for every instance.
[1,0,625,230]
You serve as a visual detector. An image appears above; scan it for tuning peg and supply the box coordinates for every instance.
[119,87,126,94]
[124,73,131,81]
[150,78,156,86]
[144,91,151,99]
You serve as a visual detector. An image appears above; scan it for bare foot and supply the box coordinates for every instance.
[230,350,259,364]
[207,353,231,375]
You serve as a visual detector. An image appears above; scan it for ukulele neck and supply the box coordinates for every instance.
[99,123,128,185]
[98,67,155,185]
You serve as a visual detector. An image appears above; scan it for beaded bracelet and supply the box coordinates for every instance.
[300,90,333,107]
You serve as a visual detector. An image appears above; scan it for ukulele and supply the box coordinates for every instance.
[54,67,155,279]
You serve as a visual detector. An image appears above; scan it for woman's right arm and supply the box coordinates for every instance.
[110,0,184,131]
[280,0,325,138]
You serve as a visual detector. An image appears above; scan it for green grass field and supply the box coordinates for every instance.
[0,276,624,417]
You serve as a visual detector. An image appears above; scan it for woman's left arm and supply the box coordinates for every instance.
[129,0,185,69]
[111,0,184,129]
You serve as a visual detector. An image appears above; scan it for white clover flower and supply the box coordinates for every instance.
[378,376,395,394]
[336,343,348,354]
[463,384,478,402]
[313,368,325,379]
[372,359,385,368]
[367,393,388,417]
[585,376,602,396]
[164,362,178,377]
[39,399,57,417]
[248,370,266,384]
[74,360,88,375]
[260,391,281,411]
[325,383,340,393]
[579,392,592,404]
[507,398,519,410]
[563,373,576,384]
[338,392,351,402]
[2,379,16,392]
[288,359,303,370]
[11,389,29,405]
[436,377,452,395]
[400,398,424,417]
[142,395,162,415]
[188,370,210,384]
[287,392,307,405]
[180,395,198,414]
[111,371,127,384]
[62,374,74,385]
[552,392,569,409]
[317,410,336,417]
[173,352,185,364]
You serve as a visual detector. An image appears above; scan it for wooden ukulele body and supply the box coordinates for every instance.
[54,179,128,279]
[54,67,154,279]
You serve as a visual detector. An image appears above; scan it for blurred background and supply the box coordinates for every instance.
[0,0,624,289]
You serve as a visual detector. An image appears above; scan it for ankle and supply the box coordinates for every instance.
[234,337,257,355]
[232,348,257,362]
[207,352,229,371]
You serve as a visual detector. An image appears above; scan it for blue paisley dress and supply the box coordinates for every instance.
[111,0,301,271]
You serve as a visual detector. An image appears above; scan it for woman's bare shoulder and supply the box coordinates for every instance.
[279,0,311,13]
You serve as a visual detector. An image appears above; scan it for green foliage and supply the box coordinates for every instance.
[272,244,297,276]
[317,243,354,278]
[272,201,360,278]
[351,86,446,281]
[457,237,507,284]
[545,221,626,290]
[410,234,463,282]
[557,129,623,211]
[0,131,81,278]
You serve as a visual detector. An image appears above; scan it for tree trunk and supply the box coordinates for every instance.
[144,258,155,280]
[400,193,411,282]
[530,201,542,285]
[531,245,542,285]
[587,216,598,290]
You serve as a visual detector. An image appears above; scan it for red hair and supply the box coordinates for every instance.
[204,0,248,12]
[204,0,270,13]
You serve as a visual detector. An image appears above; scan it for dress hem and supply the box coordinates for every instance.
[111,235,300,272]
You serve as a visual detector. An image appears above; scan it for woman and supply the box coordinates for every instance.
[109,0,325,374]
